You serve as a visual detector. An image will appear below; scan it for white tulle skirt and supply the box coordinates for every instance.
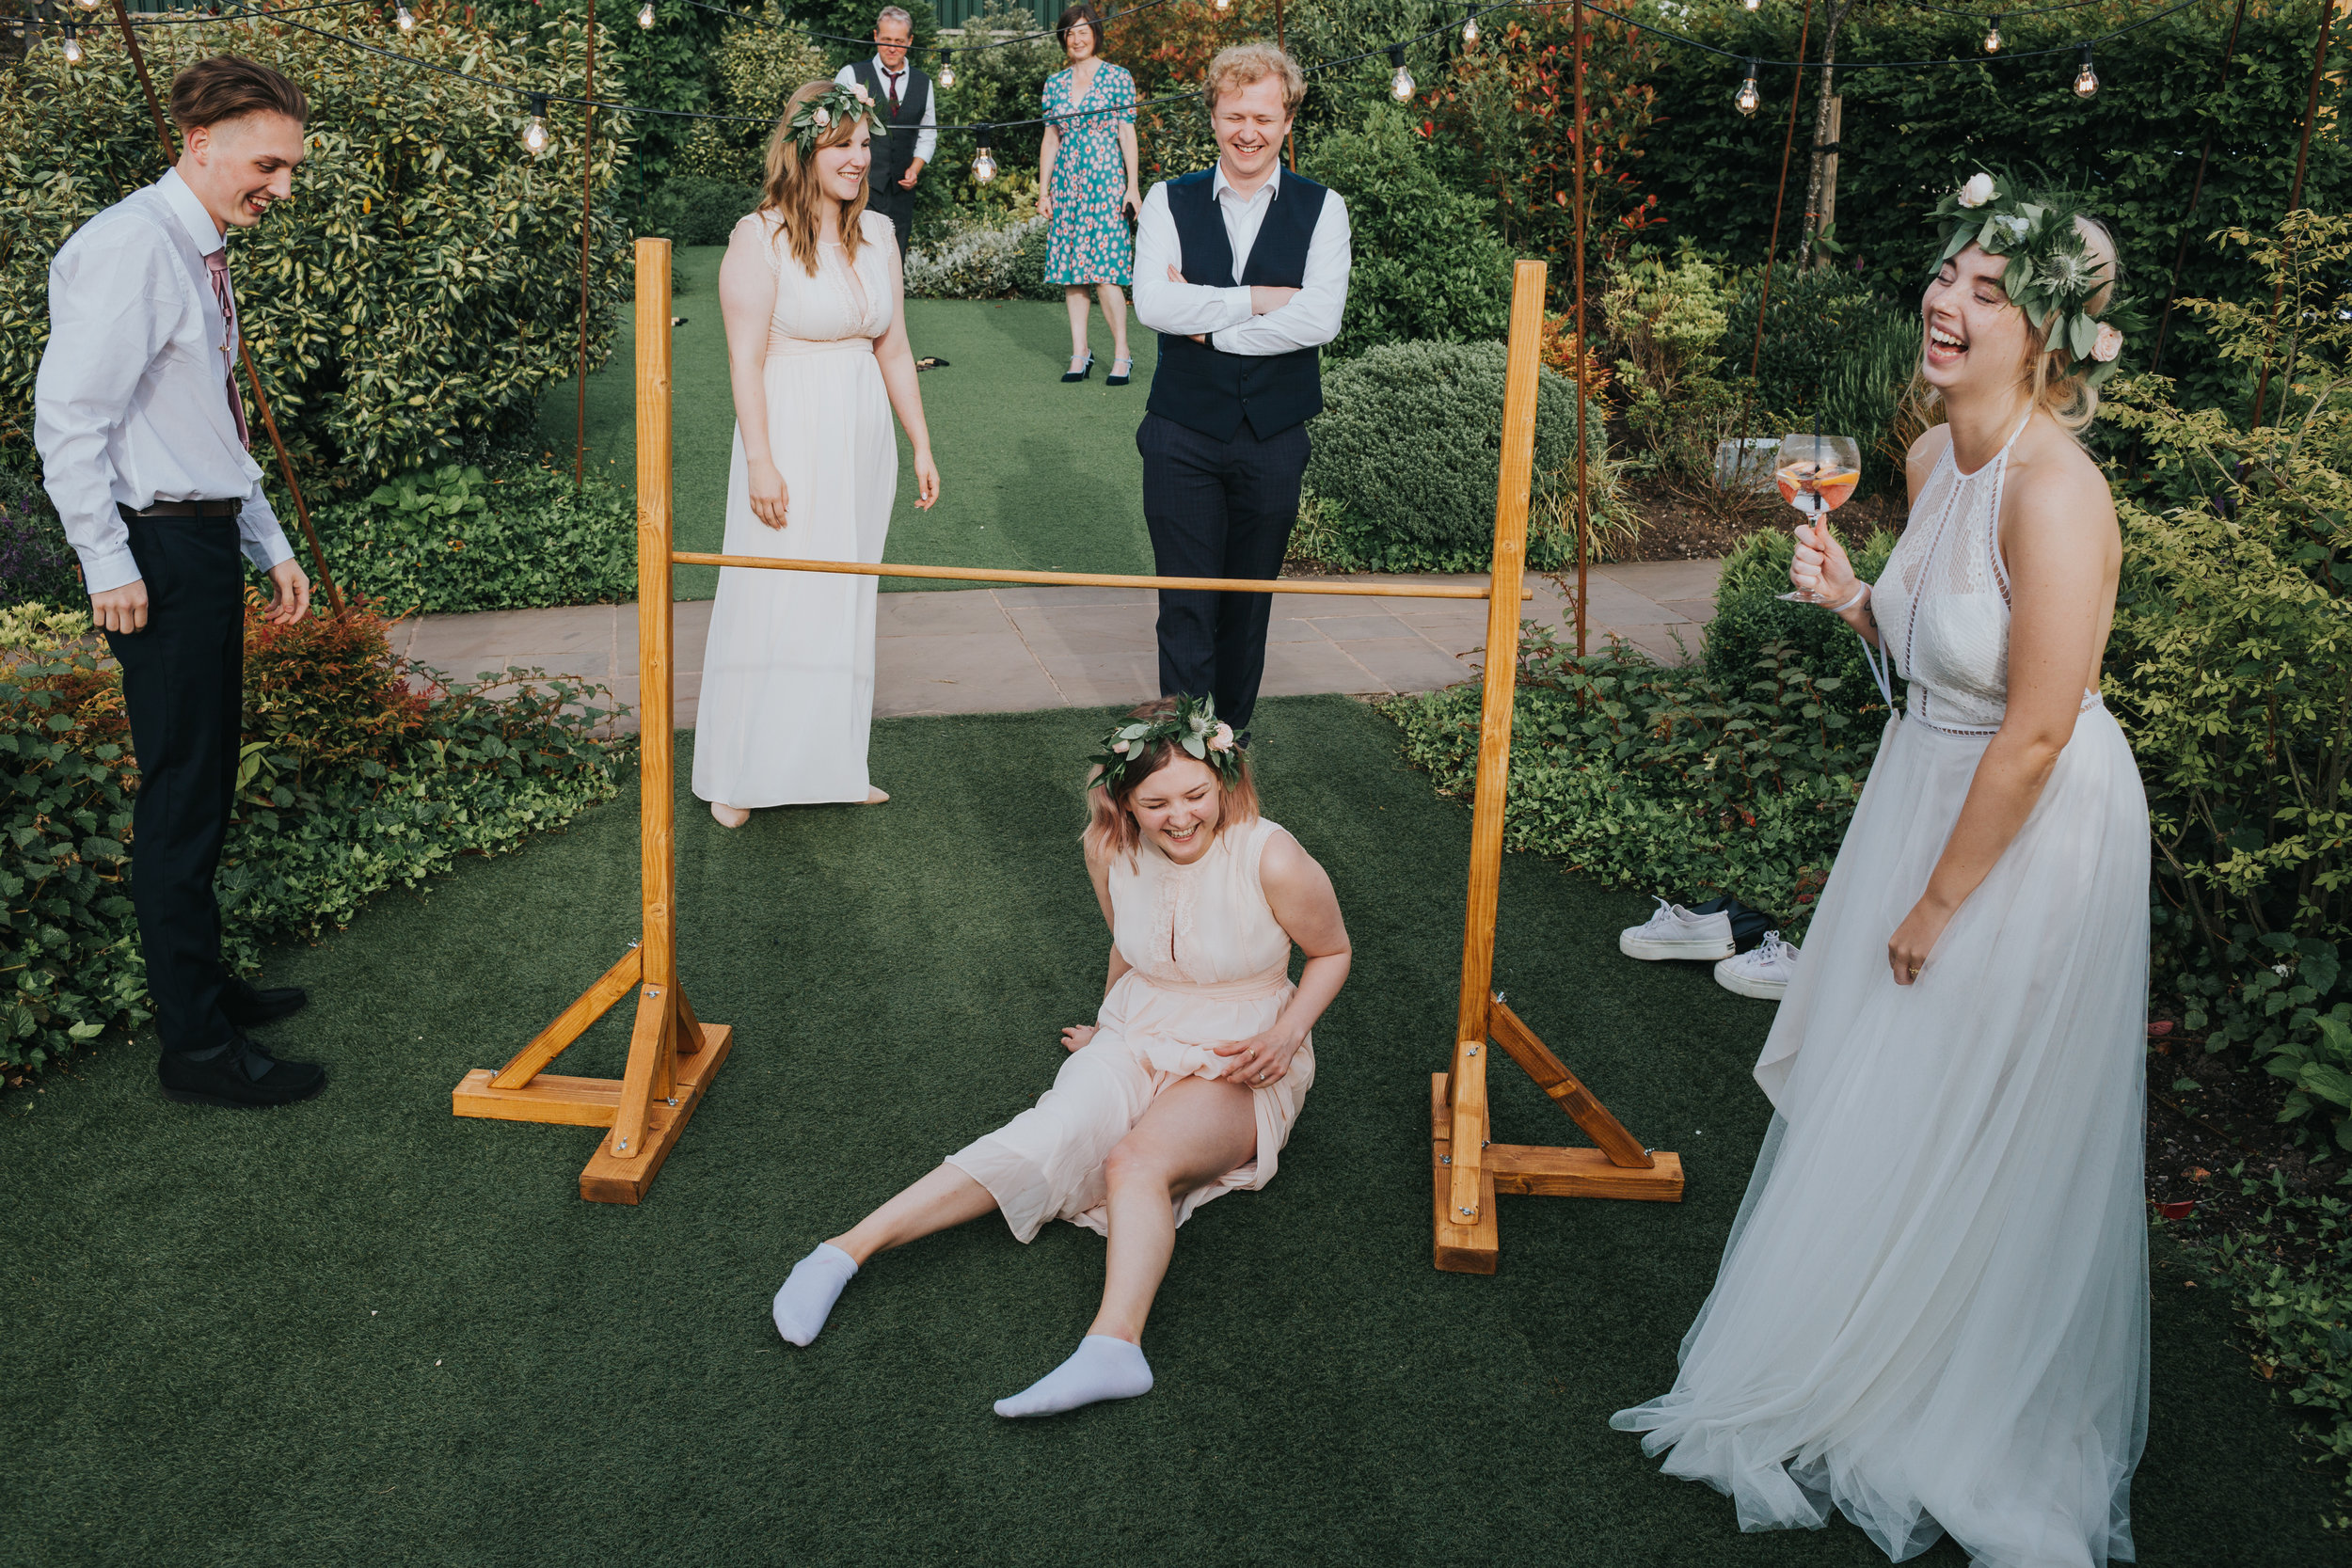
[1613,702,2152,1568]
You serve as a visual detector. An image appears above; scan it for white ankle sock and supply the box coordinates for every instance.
[771,1243,858,1346]
[993,1336,1153,1418]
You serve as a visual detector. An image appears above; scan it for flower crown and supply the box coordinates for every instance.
[1086,694,1242,795]
[1927,170,2147,388]
[787,81,886,159]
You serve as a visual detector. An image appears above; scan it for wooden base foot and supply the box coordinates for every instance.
[578,1022,733,1205]
[453,1069,625,1127]
[1432,1073,1498,1273]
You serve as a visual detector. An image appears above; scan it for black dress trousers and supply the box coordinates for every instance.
[1136,411,1310,736]
[104,513,245,1057]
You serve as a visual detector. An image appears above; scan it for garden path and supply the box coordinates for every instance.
[388,559,1722,730]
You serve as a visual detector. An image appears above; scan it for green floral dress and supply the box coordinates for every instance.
[1042,62,1136,288]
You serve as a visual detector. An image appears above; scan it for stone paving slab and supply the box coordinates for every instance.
[389,560,1722,735]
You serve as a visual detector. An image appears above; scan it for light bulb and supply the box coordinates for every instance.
[972,128,996,182]
[1461,9,1478,44]
[61,24,82,61]
[1742,0,1761,11]
[1982,15,2001,52]
[1735,66,1759,116]
[522,94,549,155]
[395,3,415,30]
[1389,48,1413,103]
[1213,0,1228,9]
[74,0,98,10]
[2073,45,2097,97]
[938,60,955,88]
[637,0,654,24]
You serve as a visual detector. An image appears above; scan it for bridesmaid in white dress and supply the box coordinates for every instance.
[1613,182,2151,1567]
[698,80,941,825]
[764,697,1352,1418]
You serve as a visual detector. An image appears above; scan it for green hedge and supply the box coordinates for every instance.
[315,459,637,616]
[0,11,631,477]
[1704,526,1901,710]
[1304,340,1621,573]
[0,606,629,1080]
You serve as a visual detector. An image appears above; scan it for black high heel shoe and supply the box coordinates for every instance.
[1061,354,1094,383]
[1106,356,1134,387]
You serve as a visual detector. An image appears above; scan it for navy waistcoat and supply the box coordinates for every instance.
[849,61,930,188]
[1145,168,1328,441]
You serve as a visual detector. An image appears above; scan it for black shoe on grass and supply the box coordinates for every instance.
[222,979,309,1028]
[159,1034,326,1108]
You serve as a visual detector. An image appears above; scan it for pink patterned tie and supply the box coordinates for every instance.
[206,248,251,449]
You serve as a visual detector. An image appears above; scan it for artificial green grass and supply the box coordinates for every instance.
[534,253,1156,600]
[3,697,2336,1566]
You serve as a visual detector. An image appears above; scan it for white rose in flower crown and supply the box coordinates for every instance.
[1112,739,1130,754]
[1958,172,1996,209]
[814,105,831,127]
[849,83,873,104]
[1208,722,1234,752]
[2091,323,2124,363]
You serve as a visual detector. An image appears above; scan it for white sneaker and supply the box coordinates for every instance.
[1715,930,1800,999]
[1618,897,1737,961]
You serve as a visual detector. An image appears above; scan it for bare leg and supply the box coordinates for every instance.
[1098,282,1130,365]
[1064,285,1092,366]
[1088,1075,1258,1343]
[828,1162,1000,1266]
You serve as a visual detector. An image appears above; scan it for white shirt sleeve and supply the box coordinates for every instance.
[1211,191,1351,357]
[34,234,171,595]
[236,467,292,576]
[915,72,936,165]
[1130,182,1250,340]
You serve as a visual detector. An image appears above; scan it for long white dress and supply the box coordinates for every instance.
[693,209,898,808]
[1613,420,2152,1568]
[946,815,1315,1241]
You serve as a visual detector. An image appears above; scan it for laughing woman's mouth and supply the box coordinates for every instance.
[1927,325,1968,365]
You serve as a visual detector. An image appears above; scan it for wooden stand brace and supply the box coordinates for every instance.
[453,247,1675,1240]
[1433,261,1682,1274]
[452,239,735,1204]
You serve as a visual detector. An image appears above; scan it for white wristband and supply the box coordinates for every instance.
[1830,582,1869,615]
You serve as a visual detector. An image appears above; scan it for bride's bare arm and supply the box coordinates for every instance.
[872,243,941,511]
[1886,433,2120,986]
[718,220,789,531]
[1215,832,1350,1085]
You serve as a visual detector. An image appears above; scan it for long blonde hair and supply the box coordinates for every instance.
[1899,210,2122,441]
[758,81,872,277]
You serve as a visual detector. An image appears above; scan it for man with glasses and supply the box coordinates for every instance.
[835,7,936,264]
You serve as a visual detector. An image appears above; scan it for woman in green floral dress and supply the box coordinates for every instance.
[1037,4,1140,384]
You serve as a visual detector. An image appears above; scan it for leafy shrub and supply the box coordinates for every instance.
[1721,267,1922,496]
[1301,104,1512,359]
[668,2,834,189]
[906,214,1056,300]
[0,11,632,480]
[314,459,636,615]
[1704,526,1900,713]
[1305,340,1629,573]
[2102,211,2352,1156]
[0,602,628,1080]
[1383,625,1887,932]
[1603,243,1739,482]
[0,463,77,609]
[642,174,759,247]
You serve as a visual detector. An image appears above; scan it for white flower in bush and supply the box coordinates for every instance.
[2091,323,2124,363]
[1958,172,1996,209]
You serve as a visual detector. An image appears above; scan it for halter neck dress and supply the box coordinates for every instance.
[946,815,1315,1241]
[1614,420,2153,1568]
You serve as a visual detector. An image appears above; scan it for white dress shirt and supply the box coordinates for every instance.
[34,169,292,595]
[1131,163,1351,356]
[835,57,937,165]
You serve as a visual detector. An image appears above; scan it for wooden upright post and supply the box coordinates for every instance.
[1433,261,1682,1274]
[454,238,732,1204]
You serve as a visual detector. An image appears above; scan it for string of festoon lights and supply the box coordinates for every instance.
[31,0,2206,169]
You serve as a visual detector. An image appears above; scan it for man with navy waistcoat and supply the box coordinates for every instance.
[1131,41,1349,741]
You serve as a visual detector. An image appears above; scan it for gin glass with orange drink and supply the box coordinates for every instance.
[1774,432,1863,604]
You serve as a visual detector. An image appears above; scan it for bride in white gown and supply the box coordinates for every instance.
[1613,178,2151,1567]
[696,80,941,825]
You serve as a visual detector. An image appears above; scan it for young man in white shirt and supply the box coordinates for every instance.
[834,7,935,263]
[34,55,324,1109]
[1130,41,1350,742]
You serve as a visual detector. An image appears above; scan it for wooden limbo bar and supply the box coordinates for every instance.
[456,242,1680,1258]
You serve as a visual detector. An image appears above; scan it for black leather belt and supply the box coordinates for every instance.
[119,499,242,520]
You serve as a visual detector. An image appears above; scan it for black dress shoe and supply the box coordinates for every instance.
[222,979,308,1027]
[159,1033,326,1108]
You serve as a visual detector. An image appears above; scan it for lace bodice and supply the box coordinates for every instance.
[738,209,895,351]
[1107,816,1293,990]
[1869,421,2024,734]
